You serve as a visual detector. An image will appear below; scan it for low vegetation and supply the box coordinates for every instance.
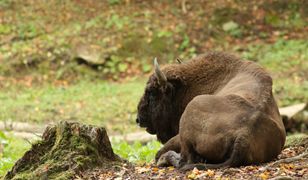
[0,79,145,133]
[0,132,31,176]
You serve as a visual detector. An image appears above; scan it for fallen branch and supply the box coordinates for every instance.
[268,176,293,180]
[0,121,48,133]
[261,151,308,171]
[271,151,308,166]
[181,0,187,14]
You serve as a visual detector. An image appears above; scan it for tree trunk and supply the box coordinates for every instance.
[5,121,122,180]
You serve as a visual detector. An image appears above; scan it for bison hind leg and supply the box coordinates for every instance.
[180,135,250,171]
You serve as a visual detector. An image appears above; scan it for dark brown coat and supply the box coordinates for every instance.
[136,52,286,169]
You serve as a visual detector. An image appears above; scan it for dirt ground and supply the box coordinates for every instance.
[78,145,308,180]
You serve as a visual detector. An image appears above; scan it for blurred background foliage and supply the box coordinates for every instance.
[0,0,307,83]
[0,0,307,176]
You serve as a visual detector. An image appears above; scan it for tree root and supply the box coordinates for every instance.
[271,151,308,166]
[268,176,293,180]
[261,151,308,172]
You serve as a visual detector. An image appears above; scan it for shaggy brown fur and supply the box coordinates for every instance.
[136,52,286,170]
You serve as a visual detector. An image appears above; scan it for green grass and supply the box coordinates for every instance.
[112,140,162,164]
[240,39,308,107]
[0,132,31,177]
[0,78,146,134]
[242,39,308,73]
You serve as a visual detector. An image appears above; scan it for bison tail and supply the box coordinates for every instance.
[179,158,233,171]
[180,134,250,171]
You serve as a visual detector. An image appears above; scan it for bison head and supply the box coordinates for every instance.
[136,58,182,143]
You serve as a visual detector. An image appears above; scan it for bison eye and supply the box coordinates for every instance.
[164,83,174,95]
[146,87,159,96]
[153,88,160,95]
[149,91,158,99]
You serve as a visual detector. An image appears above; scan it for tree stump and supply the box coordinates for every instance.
[5,121,122,180]
[285,133,308,148]
[280,103,308,133]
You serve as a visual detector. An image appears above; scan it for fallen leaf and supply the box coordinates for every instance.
[187,173,197,179]
[168,166,175,171]
[135,166,151,174]
[280,163,295,170]
[205,169,215,177]
[152,167,159,172]
[259,172,269,180]
[192,167,201,175]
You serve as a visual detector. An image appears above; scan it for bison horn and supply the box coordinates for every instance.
[154,57,167,85]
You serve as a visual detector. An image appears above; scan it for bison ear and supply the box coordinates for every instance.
[154,57,167,86]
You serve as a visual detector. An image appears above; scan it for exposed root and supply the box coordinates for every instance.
[270,151,308,166]
[268,176,293,180]
[261,151,308,172]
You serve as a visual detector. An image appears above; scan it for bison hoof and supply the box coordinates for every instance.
[157,151,181,168]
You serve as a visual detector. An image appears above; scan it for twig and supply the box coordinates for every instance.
[268,176,293,180]
[181,0,187,14]
[261,151,308,171]
[295,164,308,170]
[271,152,308,166]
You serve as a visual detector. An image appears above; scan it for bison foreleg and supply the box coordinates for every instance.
[155,134,181,163]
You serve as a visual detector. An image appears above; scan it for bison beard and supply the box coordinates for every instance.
[136,52,286,170]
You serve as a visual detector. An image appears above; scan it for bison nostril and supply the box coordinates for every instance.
[136,118,139,124]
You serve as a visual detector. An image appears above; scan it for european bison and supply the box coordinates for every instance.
[136,52,286,170]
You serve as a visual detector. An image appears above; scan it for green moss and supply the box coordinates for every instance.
[285,133,308,148]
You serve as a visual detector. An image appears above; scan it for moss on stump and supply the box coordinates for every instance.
[5,121,122,180]
[285,133,308,148]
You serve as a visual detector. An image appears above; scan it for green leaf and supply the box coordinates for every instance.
[142,64,151,73]
[179,35,190,51]
[0,24,11,34]
[118,63,128,73]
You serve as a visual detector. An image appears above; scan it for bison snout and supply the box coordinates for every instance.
[136,117,140,124]
[136,115,147,128]
[136,115,142,126]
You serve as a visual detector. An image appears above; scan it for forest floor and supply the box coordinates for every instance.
[80,145,308,180]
